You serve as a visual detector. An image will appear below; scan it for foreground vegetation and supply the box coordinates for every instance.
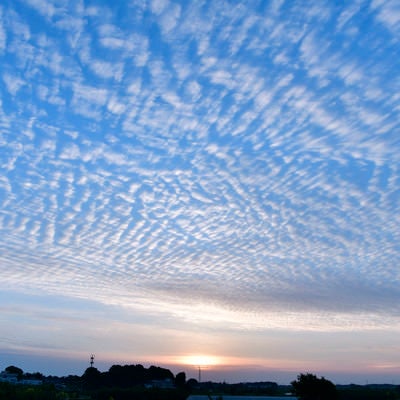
[290,373,400,400]
[337,384,400,400]
[1,365,399,399]
[0,364,189,400]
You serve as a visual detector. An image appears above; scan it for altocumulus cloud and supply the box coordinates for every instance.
[0,0,399,368]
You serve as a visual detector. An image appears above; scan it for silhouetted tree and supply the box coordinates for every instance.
[175,371,186,388]
[108,364,147,387]
[291,373,337,400]
[5,366,23,377]
[186,378,198,389]
[147,365,174,381]
[24,372,44,380]
[82,366,102,389]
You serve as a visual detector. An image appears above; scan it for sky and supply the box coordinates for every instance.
[0,0,399,385]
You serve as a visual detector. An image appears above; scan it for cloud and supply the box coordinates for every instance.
[90,60,124,81]
[151,0,169,16]
[158,2,181,35]
[3,72,25,96]
[99,36,125,50]
[0,1,399,345]
[59,143,81,160]
[336,1,362,31]
[0,7,6,52]
[371,0,400,34]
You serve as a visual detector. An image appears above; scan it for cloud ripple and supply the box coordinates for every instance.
[0,0,399,335]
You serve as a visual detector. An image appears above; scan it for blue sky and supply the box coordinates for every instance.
[0,0,399,384]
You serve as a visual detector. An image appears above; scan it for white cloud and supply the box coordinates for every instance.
[371,0,400,33]
[72,83,108,106]
[24,0,57,19]
[90,60,124,81]
[336,1,361,31]
[2,72,25,96]
[99,36,126,49]
[0,7,6,52]
[151,0,169,15]
[158,2,181,35]
[59,143,80,160]
[107,97,126,115]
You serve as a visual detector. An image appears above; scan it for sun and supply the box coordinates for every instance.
[179,354,221,367]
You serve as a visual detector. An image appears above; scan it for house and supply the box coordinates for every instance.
[0,370,42,386]
[147,378,175,389]
[0,371,18,384]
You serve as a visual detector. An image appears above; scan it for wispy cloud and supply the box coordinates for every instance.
[0,7,6,53]
[371,0,400,34]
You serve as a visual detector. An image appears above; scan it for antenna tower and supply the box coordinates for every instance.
[90,354,95,368]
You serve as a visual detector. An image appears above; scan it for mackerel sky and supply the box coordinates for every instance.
[0,0,399,384]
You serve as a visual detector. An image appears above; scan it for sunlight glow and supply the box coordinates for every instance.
[179,354,221,367]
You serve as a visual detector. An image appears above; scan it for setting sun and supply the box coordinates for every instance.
[179,354,221,367]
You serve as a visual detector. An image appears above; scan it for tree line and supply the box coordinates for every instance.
[1,365,399,400]
[291,373,400,400]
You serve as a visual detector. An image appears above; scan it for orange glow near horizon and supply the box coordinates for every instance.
[178,354,222,367]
